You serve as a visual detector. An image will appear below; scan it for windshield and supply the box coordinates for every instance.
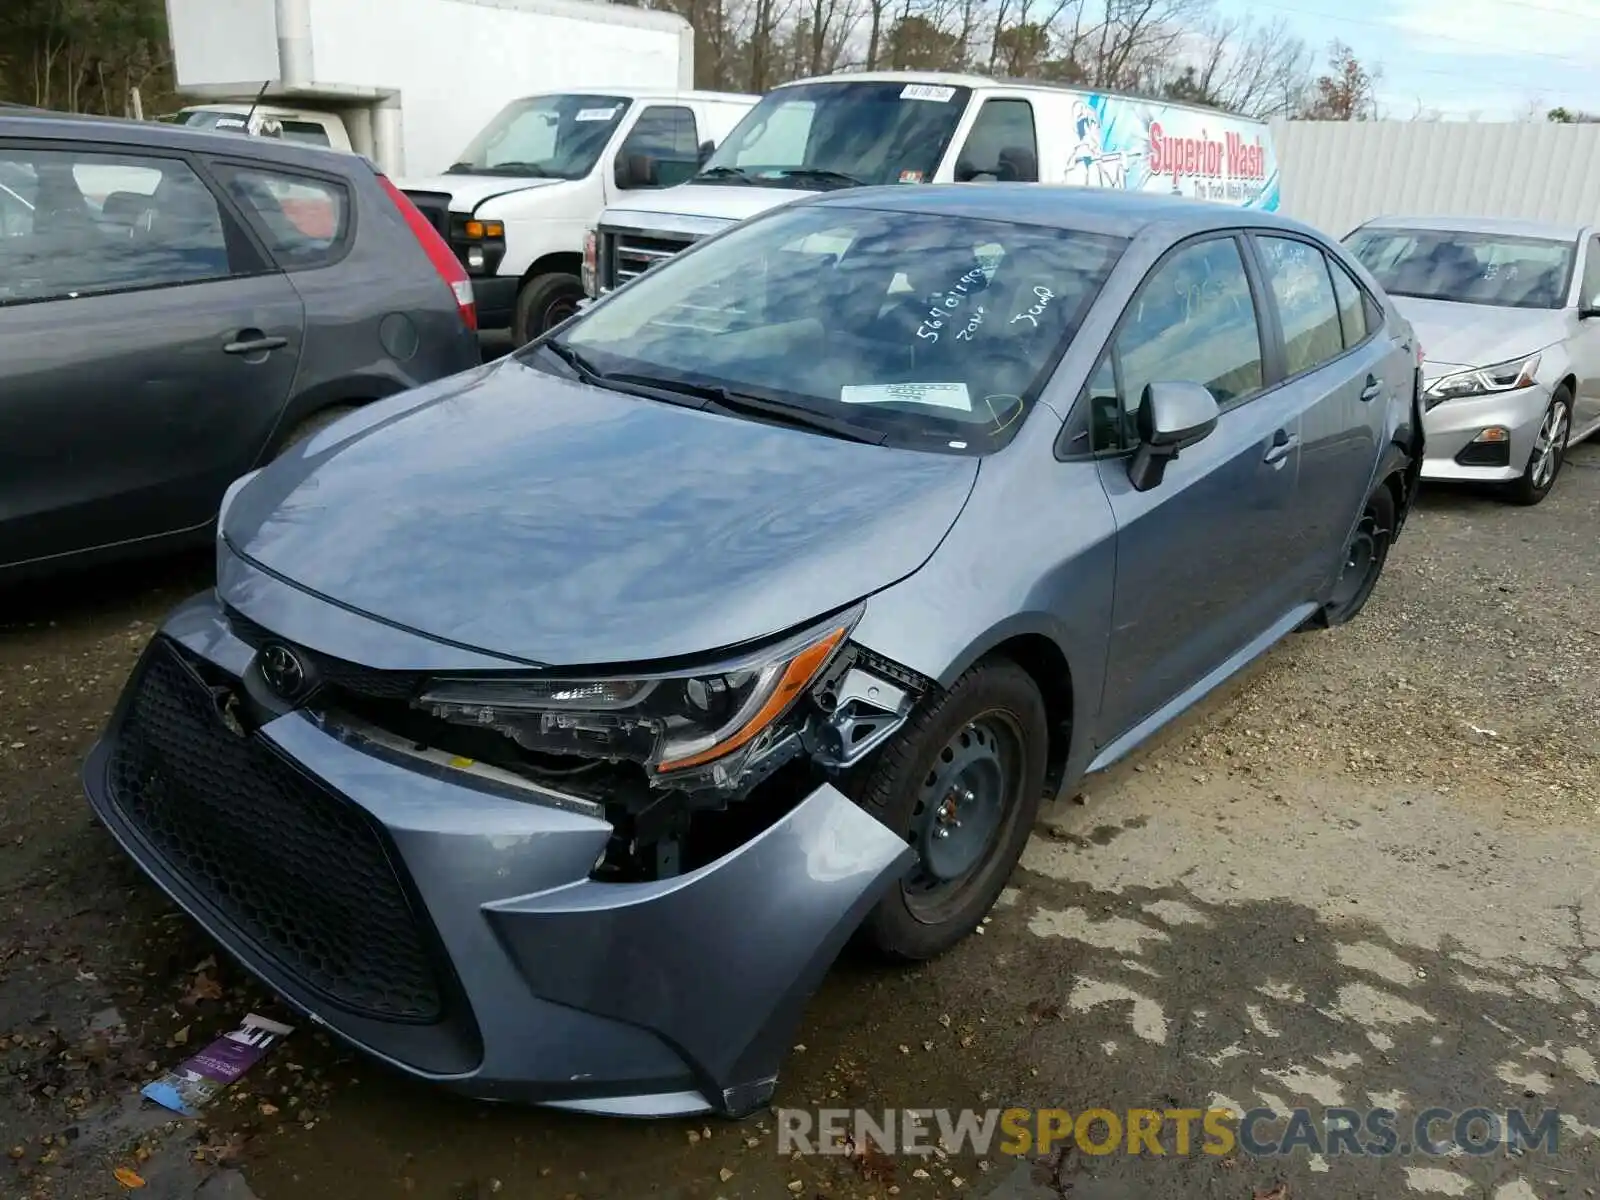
[1345,227,1575,310]
[697,80,972,189]
[173,109,252,134]
[449,94,630,178]
[547,203,1126,454]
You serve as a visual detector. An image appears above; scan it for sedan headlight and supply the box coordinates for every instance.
[416,616,854,777]
[1425,353,1541,407]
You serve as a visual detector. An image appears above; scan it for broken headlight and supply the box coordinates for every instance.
[415,614,856,779]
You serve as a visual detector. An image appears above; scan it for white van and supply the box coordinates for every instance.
[401,89,758,341]
[586,71,1280,298]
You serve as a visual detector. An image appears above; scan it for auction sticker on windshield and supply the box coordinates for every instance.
[575,107,621,122]
[901,84,956,103]
[841,382,973,411]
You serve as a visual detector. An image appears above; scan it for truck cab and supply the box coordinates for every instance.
[398,88,758,342]
[166,104,355,152]
[586,71,1281,299]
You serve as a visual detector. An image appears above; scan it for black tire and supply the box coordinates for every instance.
[849,659,1049,962]
[272,404,358,460]
[1313,482,1396,628]
[1505,387,1572,507]
[512,272,585,345]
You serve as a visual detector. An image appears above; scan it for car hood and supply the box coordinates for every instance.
[605,183,812,229]
[1391,296,1571,376]
[397,173,567,212]
[220,360,979,667]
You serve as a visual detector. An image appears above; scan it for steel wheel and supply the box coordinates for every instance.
[1315,484,1396,628]
[902,712,1026,925]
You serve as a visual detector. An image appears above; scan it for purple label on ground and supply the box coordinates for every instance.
[142,1014,293,1117]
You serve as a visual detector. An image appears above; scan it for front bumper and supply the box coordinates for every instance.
[1420,382,1551,483]
[83,592,912,1117]
[470,274,518,330]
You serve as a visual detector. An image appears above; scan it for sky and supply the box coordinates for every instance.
[1214,0,1600,120]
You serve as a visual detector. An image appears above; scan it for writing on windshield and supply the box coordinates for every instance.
[558,203,1125,455]
[698,81,972,190]
[1346,227,1575,311]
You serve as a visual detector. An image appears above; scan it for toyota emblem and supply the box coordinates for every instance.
[259,643,308,699]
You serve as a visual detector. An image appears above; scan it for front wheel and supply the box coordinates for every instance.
[1505,388,1571,507]
[850,660,1049,962]
[512,273,585,345]
[1313,482,1396,628]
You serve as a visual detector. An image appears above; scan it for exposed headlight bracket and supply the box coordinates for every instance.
[807,663,917,768]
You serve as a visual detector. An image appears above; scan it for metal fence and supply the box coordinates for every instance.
[1271,119,1600,238]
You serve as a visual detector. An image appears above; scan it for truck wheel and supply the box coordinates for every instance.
[848,660,1048,963]
[513,273,585,345]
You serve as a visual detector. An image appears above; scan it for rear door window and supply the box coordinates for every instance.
[1327,257,1370,348]
[211,164,350,269]
[0,145,242,304]
[1256,235,1345,376]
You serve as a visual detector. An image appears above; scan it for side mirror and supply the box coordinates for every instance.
[1579,304,1600,320]
[614,154,659,190]
[1127,381,1220,492]
[697,140,715,166]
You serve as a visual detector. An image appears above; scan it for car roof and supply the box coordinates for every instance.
[803,183,1323,242]
[0,108,375,176]
[1357,214,1585,241]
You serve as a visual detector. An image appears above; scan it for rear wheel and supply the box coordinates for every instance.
[1313,482,1396,628]
[1505,388,1571,506]
[512,272,585,345]
[272,404,357,460]
[850,660,1048,962]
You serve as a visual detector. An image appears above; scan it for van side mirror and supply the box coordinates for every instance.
[697,140,715,166]
[1127,381,1220,492]
[615,154,659,190]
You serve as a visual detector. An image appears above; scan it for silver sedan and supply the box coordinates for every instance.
[1345,215,1600,505]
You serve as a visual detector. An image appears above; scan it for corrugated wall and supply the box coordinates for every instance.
[1270,119,1600,238]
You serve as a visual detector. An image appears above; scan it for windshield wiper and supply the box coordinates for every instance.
[605,372,887,445]
[693,165,755,185]
[775,168,870,190]
[537,339,604,384]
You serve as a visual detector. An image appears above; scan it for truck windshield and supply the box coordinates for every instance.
[1345,227,1576,311]
[450,94,631,178]
[550,203,1125,455]
[696,80,972,190]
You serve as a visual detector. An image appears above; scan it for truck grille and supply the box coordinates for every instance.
[106,639,448,1023]
[400,189,452,240]
[602,228,699,291]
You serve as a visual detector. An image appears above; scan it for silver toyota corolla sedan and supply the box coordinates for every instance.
[86,187,1422,1118]
[1345,215,1600,505]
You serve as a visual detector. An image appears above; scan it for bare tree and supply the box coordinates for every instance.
[1299,39,1379,121]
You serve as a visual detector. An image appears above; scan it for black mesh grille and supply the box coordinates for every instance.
[106,640,446,1023]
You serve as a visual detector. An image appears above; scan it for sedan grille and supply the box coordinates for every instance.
[106,639,448,1023]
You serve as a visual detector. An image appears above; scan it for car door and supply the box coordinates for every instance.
[1249,233,1392,595]
[0,139,304,571]
[1568,233,1600,441]
[1089,233,1305,745]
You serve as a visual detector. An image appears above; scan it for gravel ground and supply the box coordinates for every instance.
[1,441,1596,1200]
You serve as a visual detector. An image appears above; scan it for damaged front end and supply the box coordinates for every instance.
[322,603,934,884]
[83,584,932,1116]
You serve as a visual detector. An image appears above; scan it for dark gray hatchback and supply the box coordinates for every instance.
[0,110,481,582]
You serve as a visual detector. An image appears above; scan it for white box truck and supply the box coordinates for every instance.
[164,0,757,341]
[164,0,697,178]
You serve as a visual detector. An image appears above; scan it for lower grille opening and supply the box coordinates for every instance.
[107,639,450,1024]
[1455,439,1511,468]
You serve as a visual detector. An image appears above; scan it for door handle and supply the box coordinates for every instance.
[1263,430,1299,464]
[1360,375,1382,402]
[223,334,288,355]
